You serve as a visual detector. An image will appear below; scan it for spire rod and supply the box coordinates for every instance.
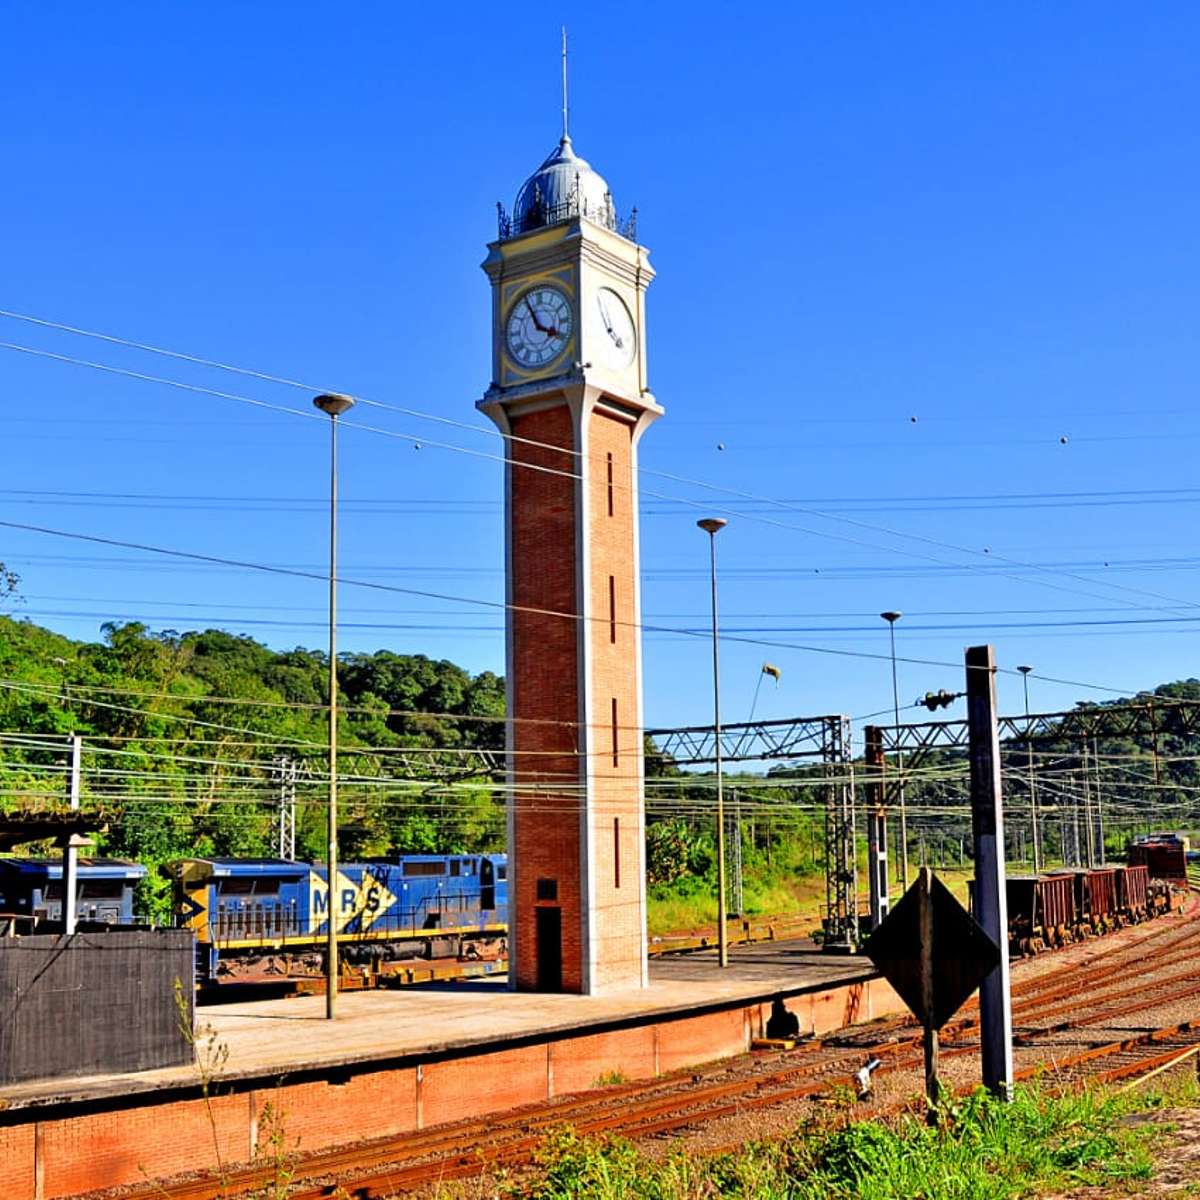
[561,26,569,141]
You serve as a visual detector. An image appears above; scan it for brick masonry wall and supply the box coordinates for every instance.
[0,1125,35,1198]
[586,409,646,991]
[38,1091,246,1199]
[422,1044,549,1129]
[509,403,584,992]
[549,1025,657,1095]
[258,1068,418,1155]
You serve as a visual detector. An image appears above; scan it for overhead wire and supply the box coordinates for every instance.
[0,518,1152,698]
[3,313,1198,617]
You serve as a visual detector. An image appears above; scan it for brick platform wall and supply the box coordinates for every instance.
[422,1044,548,1128]
[39,1092,245,1199]
[0,977,908,1198]
[0,1125,35,1199]
[549,1025,657,1095]
[260,1068,418,1154]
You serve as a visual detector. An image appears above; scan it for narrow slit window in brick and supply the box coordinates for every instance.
[614,817,621,889]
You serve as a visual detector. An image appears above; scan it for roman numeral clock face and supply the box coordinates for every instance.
[506,286,573,369]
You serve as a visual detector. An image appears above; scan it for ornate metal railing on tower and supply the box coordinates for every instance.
[646,715,858,952]
[497,183,638,242]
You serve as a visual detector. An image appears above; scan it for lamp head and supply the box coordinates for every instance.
[880,611,902,624]
[697,518,727,535]
[1017,665,1033,676]
[313,392,355,418]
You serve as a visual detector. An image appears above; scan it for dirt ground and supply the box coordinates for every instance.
[1046,1106,1200,1197]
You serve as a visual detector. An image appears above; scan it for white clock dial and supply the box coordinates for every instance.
[506,286,573,369]
[595,287,636,369]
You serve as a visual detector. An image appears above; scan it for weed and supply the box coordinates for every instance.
[487,1081,1172,1199]
[593,1070,628,1087]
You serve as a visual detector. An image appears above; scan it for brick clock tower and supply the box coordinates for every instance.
[478,132,661,994]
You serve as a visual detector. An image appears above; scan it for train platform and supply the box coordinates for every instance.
[0,938,905,1198]
[0,936,886,1111]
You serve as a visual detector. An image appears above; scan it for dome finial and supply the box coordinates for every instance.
[561,25,570,143]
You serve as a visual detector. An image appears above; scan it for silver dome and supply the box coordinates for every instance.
[511,135,616,235]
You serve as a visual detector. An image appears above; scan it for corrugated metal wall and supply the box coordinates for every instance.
[0,931,193,1084]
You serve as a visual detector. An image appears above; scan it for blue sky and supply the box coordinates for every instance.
[2,2,1199,740]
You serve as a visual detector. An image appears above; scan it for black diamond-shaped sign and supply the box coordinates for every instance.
[863,871,1001,1029]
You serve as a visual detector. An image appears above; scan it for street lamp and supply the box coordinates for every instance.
[314,391,355,1019]
[1017,665,1040,870]
[698,517,730,968]
[880,612,908,891]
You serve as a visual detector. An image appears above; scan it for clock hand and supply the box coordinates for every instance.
[598,294,615,332]
[598,295,623,349]
[524,295,553,335]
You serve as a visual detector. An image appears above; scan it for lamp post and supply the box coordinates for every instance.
[698,517,729,967]
[314,391,355,1019]
[881,611,908,891]
[1017,665,1041,870]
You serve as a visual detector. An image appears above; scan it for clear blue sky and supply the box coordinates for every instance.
[3,2,1199,742]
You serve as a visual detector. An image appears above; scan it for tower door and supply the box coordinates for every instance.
[479,858,495,912]
[535,906,563,992]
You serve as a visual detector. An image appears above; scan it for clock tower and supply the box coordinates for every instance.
[479,132,661,994]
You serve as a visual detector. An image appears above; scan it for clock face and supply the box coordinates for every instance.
[506,285,573,369]
[595,287,636,369]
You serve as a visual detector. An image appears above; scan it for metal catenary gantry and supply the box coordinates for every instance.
[646,715,859,951]
[862,696,1200,930]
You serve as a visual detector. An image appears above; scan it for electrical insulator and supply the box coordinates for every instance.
[919,689,959,712]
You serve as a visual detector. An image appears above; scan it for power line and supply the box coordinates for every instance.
[5,315,1197,615]
[0,516,1152,697]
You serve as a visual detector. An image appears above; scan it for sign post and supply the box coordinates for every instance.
[965,644,1014,1099]
[918,867,938,1119]
[864,867,1000,1120]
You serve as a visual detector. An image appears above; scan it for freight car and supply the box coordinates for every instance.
[1129,840,1189,886]
[1004,873,1075,954]
[0,858,147,931]
[171,854,508,987]
[993,864,1165,956]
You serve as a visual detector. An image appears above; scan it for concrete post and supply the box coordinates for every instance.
[965,645,1013,1099]
[62,734,81,936]
[865,725,889,930]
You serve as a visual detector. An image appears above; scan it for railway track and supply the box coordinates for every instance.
[197,911,818,1003]
[109,900,1200,1200]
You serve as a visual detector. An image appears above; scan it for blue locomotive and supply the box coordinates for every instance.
[0,858,146,931]
[172,854,508,986]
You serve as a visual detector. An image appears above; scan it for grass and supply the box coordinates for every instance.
[487,1077,1200,1200]
[645,852,979,938]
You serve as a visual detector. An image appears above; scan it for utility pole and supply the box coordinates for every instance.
[1081,746,1095,868]
[864,725,889,930]
[965,645,1013,1100]
[1017,665,1041,871]
[730,789,744,916]
[880,612,908,890]
[697,517,730,967]
[314,390,355,1019]
[1092,736,1105,865]
[62,734,82,936]
[273,756,298,861]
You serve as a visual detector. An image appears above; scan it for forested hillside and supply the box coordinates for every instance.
[3,611,1198,926]
[0,616,507,911]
